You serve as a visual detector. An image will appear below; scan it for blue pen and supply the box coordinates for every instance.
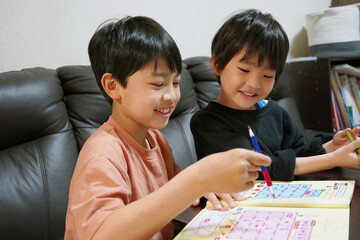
[248,125,276,198]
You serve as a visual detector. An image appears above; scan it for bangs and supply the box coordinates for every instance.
[241,38,286,71]
[211,9,289,80]
[151,40,182,74]
[240,24,288,71]
[111,21,182,80]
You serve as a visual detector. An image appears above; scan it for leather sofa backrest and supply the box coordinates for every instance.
[57,65,112,150]
[184,57,221,109]
[0,68,78,239]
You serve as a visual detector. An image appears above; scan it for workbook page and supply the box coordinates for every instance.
[174,206,349,240]
[208,180,355,208]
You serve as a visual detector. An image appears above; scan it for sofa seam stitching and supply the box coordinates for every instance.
[35,140,51,239]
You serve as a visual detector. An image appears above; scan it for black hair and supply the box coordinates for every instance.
[88,16,182,104]
[211,9,289,82]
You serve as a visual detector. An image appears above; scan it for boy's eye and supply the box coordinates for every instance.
[173,81,180,87]
[238,68,249,73]
[264,75,274,79]
[152,83,163,87]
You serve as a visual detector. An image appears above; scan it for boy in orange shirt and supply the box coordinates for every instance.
[64,16,271,240]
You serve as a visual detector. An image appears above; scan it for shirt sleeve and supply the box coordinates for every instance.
[67,157,131,240]
[300,133,333,156]
[281,109,331,157]
[252,128,297,181]
[266,150,297,180]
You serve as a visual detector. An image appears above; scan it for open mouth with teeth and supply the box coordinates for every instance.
[156,108,171,114]
[155,108,172,117]
[240,91,257,97]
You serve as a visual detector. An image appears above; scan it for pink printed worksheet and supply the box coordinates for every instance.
[174,180,354,240]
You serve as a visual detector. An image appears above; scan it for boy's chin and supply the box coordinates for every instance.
[148,119,170,130]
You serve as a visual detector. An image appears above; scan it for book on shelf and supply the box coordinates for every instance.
[332,64,360,77]
[329,63,360,129]
[174,180,355,240]
[348,75,360,114]
[331,89,343,131]
[330,69,352,128]
[337,73,360,126]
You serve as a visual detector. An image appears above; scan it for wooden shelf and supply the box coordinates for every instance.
[269,57,360,133]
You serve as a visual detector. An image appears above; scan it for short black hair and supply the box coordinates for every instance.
[211,9,289,82]
[88,16,182,104]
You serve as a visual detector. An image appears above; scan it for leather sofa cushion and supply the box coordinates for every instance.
[0,68,70,149]
[184,57,220,109]
[57,65,112,150]
[0,67,77,239]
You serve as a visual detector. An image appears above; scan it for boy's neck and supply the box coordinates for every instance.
[111,112,149,149]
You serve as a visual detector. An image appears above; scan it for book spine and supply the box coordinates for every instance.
[331,89,340,131]
[330,70,351,129]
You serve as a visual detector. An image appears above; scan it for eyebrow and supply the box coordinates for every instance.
[238,58,254,64]
[152,71,180,78]
[238,59,275,71]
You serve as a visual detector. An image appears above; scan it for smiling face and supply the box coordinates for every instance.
[111,58,181,140]
[213,48,276,110]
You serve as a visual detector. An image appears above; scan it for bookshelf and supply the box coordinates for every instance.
[269,56,360,133]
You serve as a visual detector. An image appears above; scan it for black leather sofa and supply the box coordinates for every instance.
[0,56,311,239]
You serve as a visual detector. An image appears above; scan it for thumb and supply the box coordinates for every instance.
[347,138,360,151]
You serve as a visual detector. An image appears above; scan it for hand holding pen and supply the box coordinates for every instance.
[248,125,276,198]
[346,130,360,155]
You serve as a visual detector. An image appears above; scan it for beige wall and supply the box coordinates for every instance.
[0,0,331,72]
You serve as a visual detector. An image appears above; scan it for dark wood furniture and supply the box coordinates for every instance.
[174,167,360,240]
[269,57,360,133]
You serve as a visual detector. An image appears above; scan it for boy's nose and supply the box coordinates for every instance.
[247,75,261,89]
[163,86,178,103]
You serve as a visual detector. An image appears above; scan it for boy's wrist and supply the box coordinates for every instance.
[323,140,335,153]
[327,151,340,168]
[180,162,209,198]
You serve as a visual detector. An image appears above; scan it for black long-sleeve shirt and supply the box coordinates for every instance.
[190,99,328,180]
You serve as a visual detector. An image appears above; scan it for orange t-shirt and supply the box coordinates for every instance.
[64,117,181,240]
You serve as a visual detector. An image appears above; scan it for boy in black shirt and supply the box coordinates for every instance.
[191,9,360,208]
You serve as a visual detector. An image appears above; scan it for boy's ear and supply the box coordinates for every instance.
[211,56,221,76]
[101,73,122,101]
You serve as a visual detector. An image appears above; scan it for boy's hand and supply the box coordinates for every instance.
[326,127,360,153]
[192,192,246,209]
[195,148,271,196]
[204,192,246,209]
[335,127,360,146]
[333,138,360,169]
